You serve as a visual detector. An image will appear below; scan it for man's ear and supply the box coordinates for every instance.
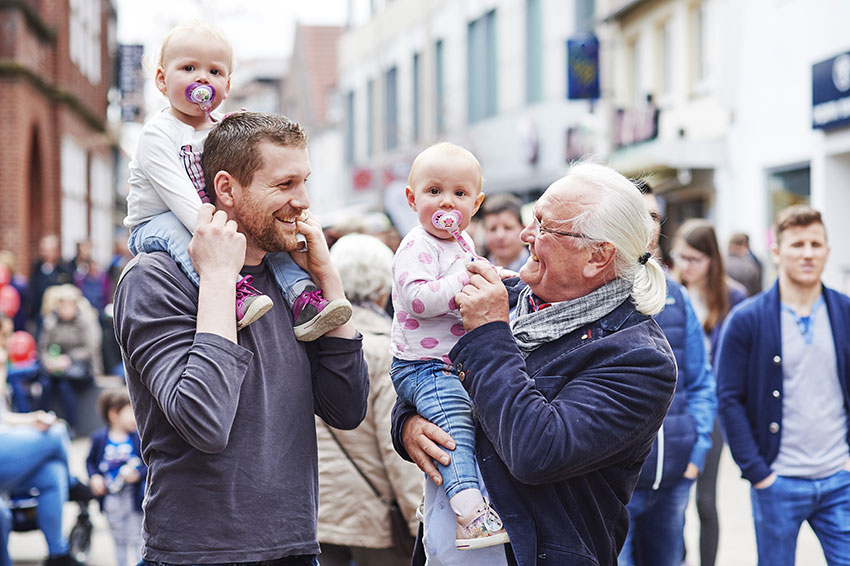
[582,242,617,279]
[405,186,416,211]
[214,171,238,208]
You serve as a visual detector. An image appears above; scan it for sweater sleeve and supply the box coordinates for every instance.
[134,123,205,232]
[682,296,716,470]
[716,308,772,484]
[309,335,370,431]
[113,255,254,453]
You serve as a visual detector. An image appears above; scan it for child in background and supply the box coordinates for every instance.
[390,143,509,552]
[86,389,146,566]
[124,22,350,338]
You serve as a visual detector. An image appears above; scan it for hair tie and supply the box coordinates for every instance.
[638,252,651,265]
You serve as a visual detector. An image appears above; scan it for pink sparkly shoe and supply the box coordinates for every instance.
[291,286,352,342]
[455,500,510,550]
[235,275,274,330]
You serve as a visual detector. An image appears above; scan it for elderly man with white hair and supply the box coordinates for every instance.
[393,162,677,566]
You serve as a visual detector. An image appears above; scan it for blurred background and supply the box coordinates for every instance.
[1,0,849,288]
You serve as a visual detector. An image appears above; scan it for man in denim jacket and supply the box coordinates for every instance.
[393,163,677,566]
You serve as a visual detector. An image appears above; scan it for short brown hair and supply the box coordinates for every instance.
[481,193,523,224]
[202,112,307,204]
[97,388,132,424]
[773,204,824,244]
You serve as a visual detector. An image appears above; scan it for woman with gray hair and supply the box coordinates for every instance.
[315,234,422,566]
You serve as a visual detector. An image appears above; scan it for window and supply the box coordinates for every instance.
[658,18,673,99]
[366,79,375,157]
[412,53,421,142]
[768,165,811,225]
[435,40,446,135]
[690,1,710,91]
[525,0,542,104]
[467,10,498,123]
[628,37,642,107]
[345,91,355,165]
[69,0,101,84]
[385,67,398,150]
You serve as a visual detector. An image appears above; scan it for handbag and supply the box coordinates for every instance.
[323,423,417,557]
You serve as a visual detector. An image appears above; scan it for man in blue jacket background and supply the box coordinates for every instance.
[717,204,850,565]
[618,182,715,566]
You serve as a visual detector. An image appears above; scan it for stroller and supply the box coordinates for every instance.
[9,479,93,564]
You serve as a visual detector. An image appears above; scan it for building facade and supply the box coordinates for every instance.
[0,0,118,272]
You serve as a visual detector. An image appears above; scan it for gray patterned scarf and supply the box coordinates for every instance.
[510,277,633,357]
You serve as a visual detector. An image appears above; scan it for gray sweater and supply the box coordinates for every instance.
[113,252,368,563]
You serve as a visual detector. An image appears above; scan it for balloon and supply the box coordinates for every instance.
[7,330,36,365]
[0,263,9,287]
[0,284,19,317]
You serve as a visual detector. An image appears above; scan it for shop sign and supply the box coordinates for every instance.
[813,50,850,130]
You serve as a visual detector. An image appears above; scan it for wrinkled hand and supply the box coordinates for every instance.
[188,203,245,283]
[455,261,510,332]
[89,474,107,497]
[401,414,456,486]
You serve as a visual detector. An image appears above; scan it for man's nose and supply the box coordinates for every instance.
[291,184,311,210]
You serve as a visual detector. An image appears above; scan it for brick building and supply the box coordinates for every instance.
[0,0,117,273]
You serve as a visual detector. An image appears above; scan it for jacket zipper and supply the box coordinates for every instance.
[652,424,665,490]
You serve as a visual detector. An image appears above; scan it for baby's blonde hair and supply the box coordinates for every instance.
[408,142,484,191]
[157,21,233,75]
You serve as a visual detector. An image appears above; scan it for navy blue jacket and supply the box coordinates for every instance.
[634,280,715,490]
[86,427,147,511]
[716,281,850,484]
[393,279,676,565]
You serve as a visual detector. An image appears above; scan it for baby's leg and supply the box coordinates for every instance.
[266,252,351,341]
[129,212,199,286]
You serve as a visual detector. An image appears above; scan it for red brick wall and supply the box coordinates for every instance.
[0,0,115,274]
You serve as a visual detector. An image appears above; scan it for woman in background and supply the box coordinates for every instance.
[672,219,747,566]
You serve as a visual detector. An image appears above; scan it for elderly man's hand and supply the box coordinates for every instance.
[401,414,456,486]
[456,261,510,332]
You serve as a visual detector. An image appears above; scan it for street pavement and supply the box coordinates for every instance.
[8,439,829,565]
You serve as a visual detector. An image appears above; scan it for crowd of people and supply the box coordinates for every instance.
[3,20,849,566]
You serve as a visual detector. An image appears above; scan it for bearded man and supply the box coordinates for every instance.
[113,112,369,566]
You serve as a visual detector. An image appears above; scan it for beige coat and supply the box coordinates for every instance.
[316,303,423,548]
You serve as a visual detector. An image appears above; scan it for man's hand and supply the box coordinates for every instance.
[293,211,355,338]
[188,204,245,283]
[456,261,510,332]
[89,474,107,497]
[401,414,456,486]
[753,472,777,489]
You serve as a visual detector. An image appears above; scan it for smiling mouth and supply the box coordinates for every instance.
[275,216,298,225]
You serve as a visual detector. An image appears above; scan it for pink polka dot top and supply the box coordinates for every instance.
[390,225,475,362]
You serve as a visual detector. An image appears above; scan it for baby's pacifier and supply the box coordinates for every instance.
[431,210,462,231]
[185,83,216,122]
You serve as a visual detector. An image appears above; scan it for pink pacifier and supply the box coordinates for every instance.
[432,210,477,260]
[185,83,216,123]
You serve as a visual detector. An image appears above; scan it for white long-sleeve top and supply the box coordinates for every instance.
[390,225,475,363]
[124,109,212,231]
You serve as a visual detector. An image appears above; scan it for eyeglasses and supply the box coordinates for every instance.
[671,250,709,265]
[533,217,594,240]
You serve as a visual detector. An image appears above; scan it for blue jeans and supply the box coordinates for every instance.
[390,358,479,499]
[619,477,694,566]
[0,497,11,566]
[130,212,312,305]
[0,424,71,557]
[750,469,850,566]
[6,361,40,413]
[139,555,318,566]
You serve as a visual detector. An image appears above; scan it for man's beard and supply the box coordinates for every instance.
[232,198,300,253]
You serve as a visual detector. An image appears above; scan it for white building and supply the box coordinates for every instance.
[338,0,598,233]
